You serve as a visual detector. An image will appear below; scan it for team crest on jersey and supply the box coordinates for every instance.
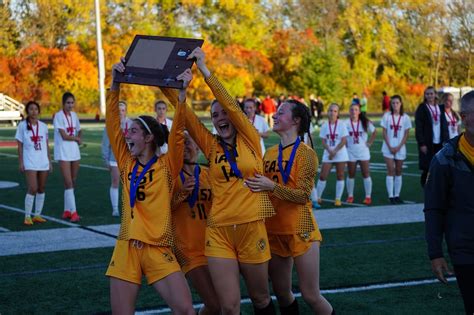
[162,252,175,263]
[206,240,211,247]
[300,232,311,242]
[256,238,266,252]
[109,260,115,267]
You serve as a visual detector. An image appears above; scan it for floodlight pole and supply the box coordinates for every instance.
[95,0,106,117]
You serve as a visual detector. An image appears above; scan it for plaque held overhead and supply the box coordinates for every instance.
[114,35,204,89]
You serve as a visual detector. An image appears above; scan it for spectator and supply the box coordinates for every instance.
[424,90,474,315]
[360,92,368,117]
[243,98,270,155]
[261,94,277,128]
[415,86,449,187]
[351,93,360,106]
[316,96,324,125]
[382,91,390,112]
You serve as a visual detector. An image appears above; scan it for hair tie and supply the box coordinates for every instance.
[137,117,152,134]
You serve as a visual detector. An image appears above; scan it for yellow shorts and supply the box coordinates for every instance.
[174,247,208,274]
[268,230,321,258]
[106,240,181,285]
[205,220,271,264]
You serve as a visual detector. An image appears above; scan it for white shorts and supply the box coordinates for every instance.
[381,144,407,160]
[322,147,349,163]
[347,147,370,162]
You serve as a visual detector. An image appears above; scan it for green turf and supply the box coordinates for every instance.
[0,121,463,314]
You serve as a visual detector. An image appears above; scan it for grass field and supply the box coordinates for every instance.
[0,119,465,314]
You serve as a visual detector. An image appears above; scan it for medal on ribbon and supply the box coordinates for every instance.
[278,137,301,184]
[179,165,200,208]
[219,139,243,179]
[129,155,158,208]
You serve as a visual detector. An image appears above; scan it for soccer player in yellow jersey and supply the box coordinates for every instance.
[105,61,194,314]
[172,131,220,315]
[245,100,334,314]
[160,48,276,314]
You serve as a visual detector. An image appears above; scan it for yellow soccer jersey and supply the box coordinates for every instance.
[171,165,212,266]
[159,74,275,227]
[264,141,320,235]
[106,89,186,246]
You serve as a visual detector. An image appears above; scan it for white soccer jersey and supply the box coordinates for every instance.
[445,112,460,140]
[53,110,81,161]
[380,112,412,160]
[15,120,50,171]
[344,119,375,161]
[251,114,269,155]
[319,120,349,163]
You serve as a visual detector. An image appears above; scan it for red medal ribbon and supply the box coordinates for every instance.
[28,120,40,144]
[123,121,129,137]
[445,111,456,127]
[427,104,439,123]
[328,120,338,145]
[63,110,74,136]
[391,114,402,138]
[350,119,360,144]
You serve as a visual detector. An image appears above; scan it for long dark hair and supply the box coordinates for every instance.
[350,103,370,132]
[134,115,169,150]
[25,101,40,130]
[390,95,404,116]
[285,99,313,148]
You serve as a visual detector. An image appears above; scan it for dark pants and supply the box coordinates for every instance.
[454,264,474,315]
[420,143,444,187]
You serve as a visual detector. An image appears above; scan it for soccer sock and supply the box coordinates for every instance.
[35,193,45,216]
[386,176,394,198]
[65,189,77,213]
[280,299,299,315]
[346,177,355,197]
[253,299,276,315]
[110,187,119,213]
[63,190,68,212]
[363,177,372,198]
[335,180,345,200]
[316,180,327,200]
[25,194,34,217]
[394,176,402,197]
[311,187,318,202]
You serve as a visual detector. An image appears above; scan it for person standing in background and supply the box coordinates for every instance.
[442,93,461,139]
[360,92,368,118]
[16,101,52,225]
[244,98,270,156]
[424,90,474,315]
[262,94,277,129]
[415,86,449,187]
[382,91,390,112]
[54,92,82,222]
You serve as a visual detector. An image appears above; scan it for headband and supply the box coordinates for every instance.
[136,117,152,134]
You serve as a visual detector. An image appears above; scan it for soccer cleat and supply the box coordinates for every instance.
[389,197,397,205]
[311,200,321,209]
[334,199,342,206]
[346,196,354,204]
[363,197,372,205]
[394,197,404,204]
[62,210,72,220]
[70,212,81,222]
[32,215,47,223]
[24,216,33,225]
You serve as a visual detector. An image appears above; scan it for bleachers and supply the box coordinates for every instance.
[0,94,24,126]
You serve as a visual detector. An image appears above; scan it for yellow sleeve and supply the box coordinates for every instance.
[271,148,318,204]
[205,74,262,158]
[159,87,215,159]
[166,98,186,179]
[106,89,131,171]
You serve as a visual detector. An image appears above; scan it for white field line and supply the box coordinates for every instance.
[0,227,11,232]
[136,277,457,314]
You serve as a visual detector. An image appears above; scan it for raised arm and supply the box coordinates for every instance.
[189,47,262,157]
[106,61,132,170]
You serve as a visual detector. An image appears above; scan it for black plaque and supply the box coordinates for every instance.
[114,35,204,89]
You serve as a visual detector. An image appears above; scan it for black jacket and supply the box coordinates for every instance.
[415,103,449,170]
[424,135,474,265]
